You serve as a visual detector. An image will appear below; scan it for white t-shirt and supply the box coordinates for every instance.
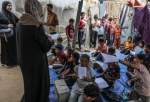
[98,26,105,35]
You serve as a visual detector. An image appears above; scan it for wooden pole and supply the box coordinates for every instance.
[72,0,83,49]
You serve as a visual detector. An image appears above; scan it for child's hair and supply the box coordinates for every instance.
[139,40,145,47]
[136,54,145,61]
[47,3,53,8]
[57,36,63,43]
[55,44,64,51]
[80,54,90,61]
[127,36,132,41]
[108,17,113,22]
[94,14,98,19]
[72,52,80,65]
[69,18,75,23]
[108,47,116,55]
[84,84,100,98]
[81,12,85,16]
[98,38,105,43]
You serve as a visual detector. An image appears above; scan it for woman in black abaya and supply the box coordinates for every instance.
[17,0,51,102]
[0,1,18,67]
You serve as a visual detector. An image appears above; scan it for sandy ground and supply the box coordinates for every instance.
[0,66,24,102]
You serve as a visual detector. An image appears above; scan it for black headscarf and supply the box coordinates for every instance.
[1,1,18,25]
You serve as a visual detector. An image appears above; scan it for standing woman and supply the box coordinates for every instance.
[0,1,18,67]
[16,0,51,102]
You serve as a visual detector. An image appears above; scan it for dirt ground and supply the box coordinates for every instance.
[0,66,24,102]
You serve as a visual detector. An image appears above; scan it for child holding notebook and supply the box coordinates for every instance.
[69,54,95,102]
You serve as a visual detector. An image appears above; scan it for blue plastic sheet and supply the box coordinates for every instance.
[49,68,58,102]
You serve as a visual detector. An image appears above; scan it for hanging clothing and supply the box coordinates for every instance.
[16,13,51,102]
[133,2,150,44]
[0,1,18,66]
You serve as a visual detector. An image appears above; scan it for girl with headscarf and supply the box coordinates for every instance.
[0,1,18,67]
[16,0,52,102]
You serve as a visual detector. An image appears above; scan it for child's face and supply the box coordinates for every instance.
[80,58,89,67]
[99,42,104,46]
[144,47,150,54]
[55,48,61,54]
[128,37,132,42]
[133,57,140,64]
[139,43,144,48]
[70,21,74,25]
[83,95,96,102]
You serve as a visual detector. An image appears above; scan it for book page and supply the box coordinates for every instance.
[102,53,118,63]
[95,77,109,89]
[78,67,87,79]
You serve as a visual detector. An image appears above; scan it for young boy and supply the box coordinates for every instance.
[114,25,121,49]
[66,18,75,48]
[54,44,66,64]
[78,12,87,49]
[83,84,101,102]
[96,38,108,53]
[92,15,100,48]
[124,36,134,50]
[69,54,95,102]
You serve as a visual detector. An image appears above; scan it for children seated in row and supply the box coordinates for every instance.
[69,54,95,102]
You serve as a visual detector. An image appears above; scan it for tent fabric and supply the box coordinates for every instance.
[49,0,79,10]
[119,5,134,43]
[133,3,150,44]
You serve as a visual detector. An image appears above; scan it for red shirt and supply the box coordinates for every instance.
[56,52,67,64]
[66,25,75,40]
[79,17,86,29]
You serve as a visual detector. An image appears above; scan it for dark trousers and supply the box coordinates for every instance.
[78,30,85,49]
[110,34,115,46]
[92,31,98,48]
[98,35,104,40]
[106,33,110,46]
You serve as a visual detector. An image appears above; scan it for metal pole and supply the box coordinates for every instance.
[72,0,83,49]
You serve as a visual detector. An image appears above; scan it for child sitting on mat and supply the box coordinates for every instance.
[69,54,95,102]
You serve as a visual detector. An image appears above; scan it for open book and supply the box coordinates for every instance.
[102,53,119,63]
[95,77,109,89]
[78,67,87,79]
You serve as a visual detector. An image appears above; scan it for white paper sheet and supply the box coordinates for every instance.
[78,67,87,79]
[102,53,119,63]
[95,77,109,89]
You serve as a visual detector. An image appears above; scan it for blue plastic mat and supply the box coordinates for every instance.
[49,68,58,102]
